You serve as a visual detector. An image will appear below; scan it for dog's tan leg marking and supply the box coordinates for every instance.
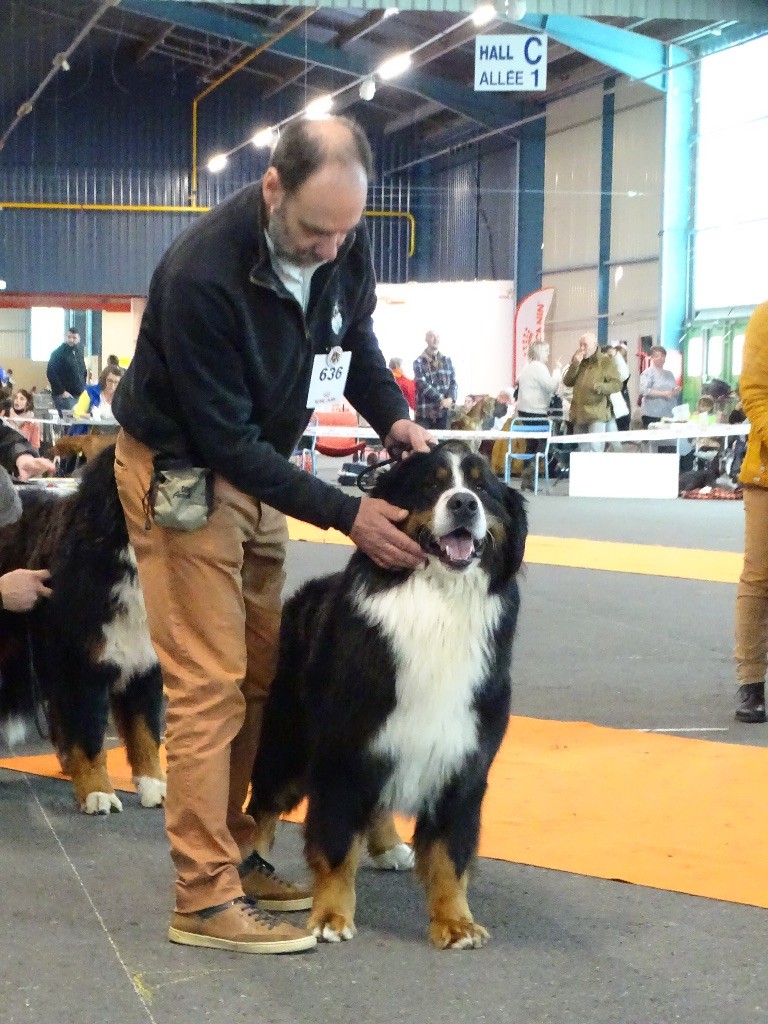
[307,835,362,942]
[366,809,403,857]
[416,840,489,950]
[125,715,166,807]
[67,746,122,814]
[367,810,415,870]
[250,810,279,859]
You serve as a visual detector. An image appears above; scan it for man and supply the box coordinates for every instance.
[413,330,457,430]
[46,328,87,416]
[639,345,681,426]
[562,332,622,451]
[734,301,768,724]
[112,117,433,956]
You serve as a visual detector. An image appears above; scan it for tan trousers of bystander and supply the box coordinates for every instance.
[114,430,288,913]
[735,485,768,687]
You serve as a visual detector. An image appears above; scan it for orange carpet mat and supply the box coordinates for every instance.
[3,717,767,910]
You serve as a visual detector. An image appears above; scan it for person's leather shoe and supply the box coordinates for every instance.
[168,897,316,954]
[239,850,313,912]
[735,682,767,723]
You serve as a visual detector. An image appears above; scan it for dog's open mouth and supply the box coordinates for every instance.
[422,527,484,569]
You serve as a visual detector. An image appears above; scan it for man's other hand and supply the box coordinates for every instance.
[15,454,56,481]
[349,497,425,570]
[383,418,434,454]
[0,569,52,612]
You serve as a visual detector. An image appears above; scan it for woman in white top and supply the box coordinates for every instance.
[516,342,561,417]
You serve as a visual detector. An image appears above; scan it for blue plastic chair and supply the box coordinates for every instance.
[503,417,553,493]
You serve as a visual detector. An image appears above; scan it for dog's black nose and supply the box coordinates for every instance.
[448,492,479,516]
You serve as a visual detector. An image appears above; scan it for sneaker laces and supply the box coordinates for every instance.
[233,897,282,931]
[238,850,300,890]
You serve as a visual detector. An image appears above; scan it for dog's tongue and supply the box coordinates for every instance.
[439,531,474,562]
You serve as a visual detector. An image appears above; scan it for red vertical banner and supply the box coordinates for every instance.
[513,287,555,382]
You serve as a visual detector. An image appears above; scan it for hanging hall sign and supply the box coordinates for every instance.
[474,33,547,91]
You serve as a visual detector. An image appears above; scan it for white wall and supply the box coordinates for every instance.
[102,298,145,365]
[373,281,516,399]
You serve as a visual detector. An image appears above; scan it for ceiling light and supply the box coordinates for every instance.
[505,0,527,20]
[472,4,496,27]
[251,127,275,148]
[206,153,228,173]
[359,77,376,101]
[376,52,412,80]
[305,94,334,119]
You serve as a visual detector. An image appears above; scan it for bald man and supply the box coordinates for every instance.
[113,117,433,954]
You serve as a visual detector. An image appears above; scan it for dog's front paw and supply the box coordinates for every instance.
[135,775,166,807]
[429,918,489,950]
[81,791,123,815]
[308,910,356,943]
[369,842,415,871]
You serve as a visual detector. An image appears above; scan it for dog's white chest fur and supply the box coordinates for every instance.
[99,547,158,691]
[355,566,503,816]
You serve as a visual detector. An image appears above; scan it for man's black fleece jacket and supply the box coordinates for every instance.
[114,182,409,534]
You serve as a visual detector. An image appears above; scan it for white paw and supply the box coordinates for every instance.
[135,776,166,807]
[82,791,123,815]
[450,934,482,950]
[369,842,415,871]
[1,716,27,747]
[313,924,355,943]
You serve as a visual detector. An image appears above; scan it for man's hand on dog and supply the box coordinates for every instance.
[384,418,434,455]
[0,569,52,612]
[351,498,425,570]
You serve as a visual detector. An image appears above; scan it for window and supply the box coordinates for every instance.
[732,333,745,377]
[30,307,66,362]
[706,334,723,377]
[693,36,768,310]
[686,335,703,377]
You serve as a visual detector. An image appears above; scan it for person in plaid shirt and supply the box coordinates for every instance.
[413,330,458,429]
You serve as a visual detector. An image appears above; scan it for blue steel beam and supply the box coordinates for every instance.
[121,0,517,129]
[497,12,689,90]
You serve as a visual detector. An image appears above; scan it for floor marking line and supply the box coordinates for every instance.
[635,727,730,733]
[20,771,159,1024]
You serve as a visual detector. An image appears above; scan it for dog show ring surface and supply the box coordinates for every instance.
[568,452,680,499]
[5,716,768,912]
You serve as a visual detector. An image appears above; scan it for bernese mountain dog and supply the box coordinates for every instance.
[0,447,165,814]
[248,439,527,950]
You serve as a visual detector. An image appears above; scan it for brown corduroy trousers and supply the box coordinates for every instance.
[735,485,768,687]
[114,430,288,912]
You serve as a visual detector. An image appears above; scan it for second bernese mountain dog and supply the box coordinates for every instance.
[0,447,165,814]
[248,439,527,950]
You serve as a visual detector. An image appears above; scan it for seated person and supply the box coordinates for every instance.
[6,389,41,450]
[73,365,124,421]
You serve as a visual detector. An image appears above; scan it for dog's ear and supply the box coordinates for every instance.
[502,484,528,574]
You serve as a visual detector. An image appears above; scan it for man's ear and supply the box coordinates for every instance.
[262,167,282,212]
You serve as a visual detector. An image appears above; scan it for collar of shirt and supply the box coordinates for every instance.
[264,230,322,314]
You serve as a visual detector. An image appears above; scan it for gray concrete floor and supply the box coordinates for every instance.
[2,460,764,1024]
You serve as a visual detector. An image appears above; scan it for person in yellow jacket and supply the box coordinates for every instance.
[562,332,621,450]
[734,300,768,723]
